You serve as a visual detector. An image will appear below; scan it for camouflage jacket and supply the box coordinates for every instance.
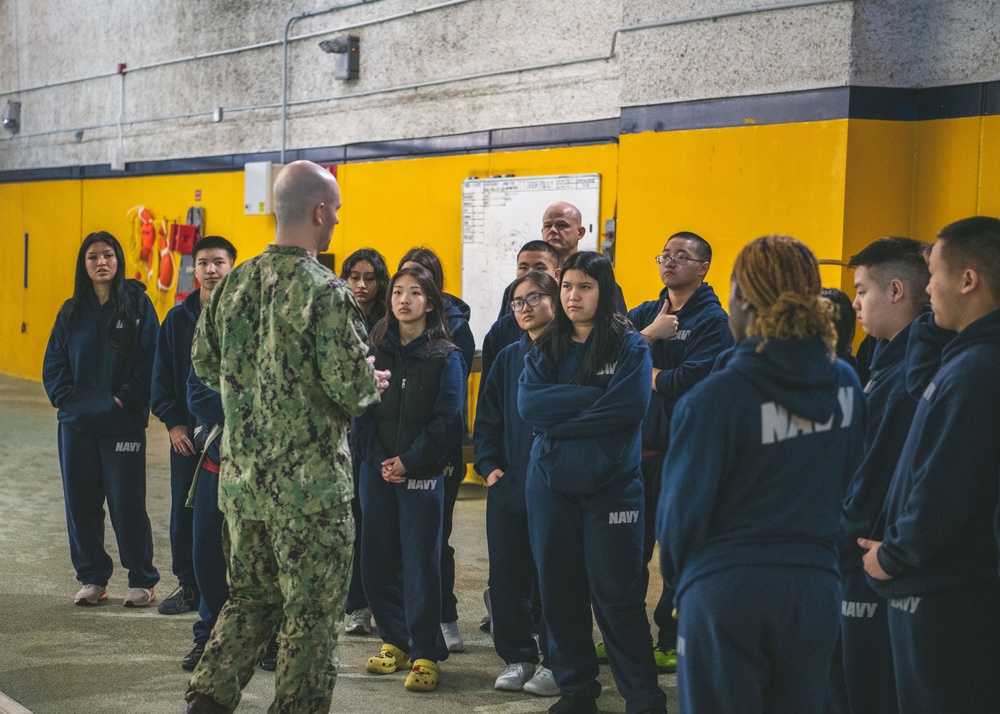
[191,244,380,519]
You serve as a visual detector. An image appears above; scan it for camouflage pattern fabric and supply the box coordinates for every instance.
[187,504,354,713]
[191,244,380,520]
[187,244,379,711]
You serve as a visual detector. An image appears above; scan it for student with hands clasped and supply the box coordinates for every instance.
[518,252,667,714]
[352,265,465,693]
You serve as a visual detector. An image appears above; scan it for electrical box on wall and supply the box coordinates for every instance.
[244,162,284,215]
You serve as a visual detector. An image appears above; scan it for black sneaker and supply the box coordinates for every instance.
[158,585,200,615]
[549,694,598,714]
[259,633,279,671]
[182,641,206,671]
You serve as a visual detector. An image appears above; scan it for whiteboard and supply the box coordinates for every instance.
[461,174,601,346]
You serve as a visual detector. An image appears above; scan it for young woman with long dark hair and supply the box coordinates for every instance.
[518,252,666,714]
[43,231,160,607]
[353,265,465,693]
[341,247,390,335]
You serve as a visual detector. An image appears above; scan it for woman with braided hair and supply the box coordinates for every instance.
[657,234,866,714]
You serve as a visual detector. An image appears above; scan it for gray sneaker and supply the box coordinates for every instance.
[440,620,464,652]
[74,584,108,606]
[523,666,560,696]
[345,607,373,635]
[123,586,156,608]
[495,662,536,691]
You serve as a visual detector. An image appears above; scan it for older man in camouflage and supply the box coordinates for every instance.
[186,161,388,714]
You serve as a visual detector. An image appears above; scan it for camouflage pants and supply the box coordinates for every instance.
[187,502,354,713]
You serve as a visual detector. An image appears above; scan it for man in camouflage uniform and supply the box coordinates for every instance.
[186,160,387,714]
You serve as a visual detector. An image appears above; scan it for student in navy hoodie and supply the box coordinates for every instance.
[624,231,732,672]
[658,234,865,714]
[398,247,474,652]
[43,231,161,608]
[519,252,666,714]
[339,248,391,637]
[151,236,236,619]
[353,265,465,693]
[834,237,930,714]
[474,271,560,697]
[480,240,561,383]
[858,216,1000,714]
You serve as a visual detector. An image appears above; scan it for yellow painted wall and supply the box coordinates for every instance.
[617,120,851,311]
[5,116,1000,381]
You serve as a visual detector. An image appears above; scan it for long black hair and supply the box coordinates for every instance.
[535,251,630,383]
[398,247,445,292]
[64,231,145,356]
[341,247,390,317]
[370,265,452,348]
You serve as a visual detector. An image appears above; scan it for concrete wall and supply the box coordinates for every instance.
[2,0,999,171]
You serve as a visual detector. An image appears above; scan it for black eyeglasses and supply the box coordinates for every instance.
[654,254,707,266]
[510,292,547,312]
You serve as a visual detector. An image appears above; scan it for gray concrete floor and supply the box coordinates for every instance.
[0,374,677,713]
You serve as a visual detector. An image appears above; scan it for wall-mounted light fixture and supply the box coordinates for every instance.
[319,35,360,80]
[3,101,21,132]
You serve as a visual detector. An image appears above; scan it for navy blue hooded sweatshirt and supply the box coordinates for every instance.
[443,293,475,377]
[43,281,159,435]
[658,336,865,603]
[627,282,733,450]
[518,329,651,496]
[187,365,224,465]
[474,333,535,514]
[497,275,628,321]
[871,309,1000,597]
[904,311,957,400]
[839,320,922,572]
[352,328,465,479]
[151,289,201,433]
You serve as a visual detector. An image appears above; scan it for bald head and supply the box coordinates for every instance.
[541,201,586,264]
[273,160,341,254]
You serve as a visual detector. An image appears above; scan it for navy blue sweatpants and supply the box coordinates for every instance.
[360,466,449,663]
[486,490,548,666]
[640,453,677,652]
[191,466,227,645]
[527,472,665,714]
[57,424,158,589]
[169,447,200,590]
[440,461,463,623]
[839,568,897,714]
[344,453,367,614]
[677,565,838,714]
[886,583,1000,714]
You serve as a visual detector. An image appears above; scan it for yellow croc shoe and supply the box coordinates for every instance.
[404,659,440,692]
[366,644,412,674]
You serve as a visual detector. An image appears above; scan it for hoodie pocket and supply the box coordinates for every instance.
[532,432,633,496]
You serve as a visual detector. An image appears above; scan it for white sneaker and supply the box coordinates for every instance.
[495,662,536,691]
[345,607,373,635]
[440,620,464,652]
[523,666,560,696]
[123,586,156,608]
[74,583,108,606]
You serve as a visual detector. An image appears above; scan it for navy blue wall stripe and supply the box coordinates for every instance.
[2,83,998,184]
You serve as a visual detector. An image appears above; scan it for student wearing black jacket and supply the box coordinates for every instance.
[398,247,475,653]
[43,231,160,608]
[659,235,865,714]
[353,266,465,693]
[859,217,1000,714]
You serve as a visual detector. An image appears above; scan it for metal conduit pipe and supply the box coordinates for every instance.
[2,0,850,147]
[280,0,480,161]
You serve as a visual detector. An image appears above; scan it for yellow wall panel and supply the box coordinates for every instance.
[911,117,983,241]
[977,115,1000,218]
[616,120,850,311]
